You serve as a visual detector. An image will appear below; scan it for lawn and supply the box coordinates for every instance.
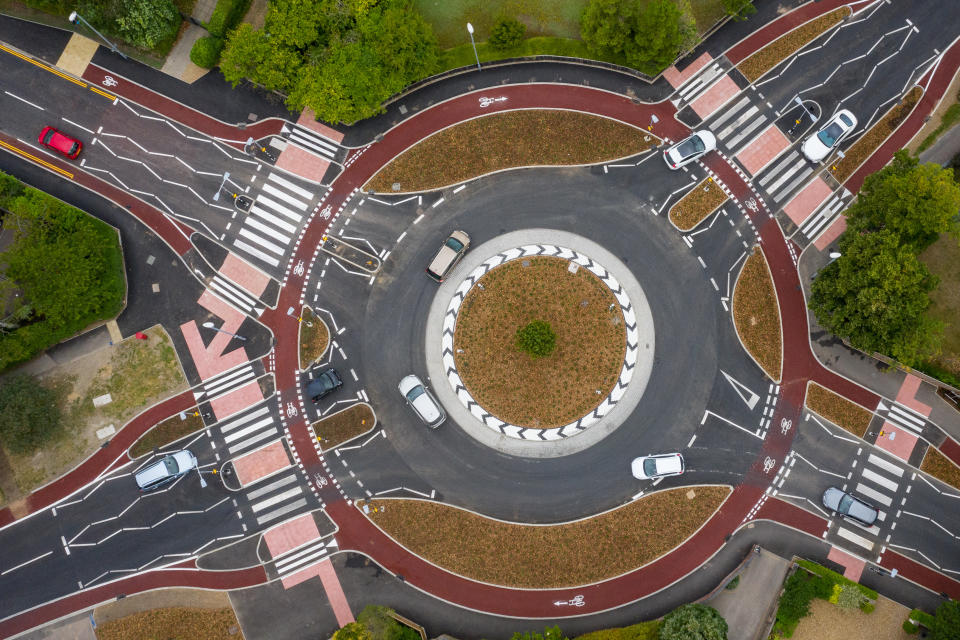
[669,177,728,231]
[365,110,656,193]
[732,248,782,382]
[805,383,872,438]
[365,486,730,587]
[920,234,960,379]
[454,256,626,428]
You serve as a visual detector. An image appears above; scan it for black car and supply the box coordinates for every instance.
[307,367,342,403]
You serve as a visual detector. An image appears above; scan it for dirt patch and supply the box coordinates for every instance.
[832,87,923,183]
[453,256,626,428]
[805,383,872,437]
[921,446,960,490]
[669,177,729,231]
[241,0,269,29]
[130,409,204,458]
[732,248,782,382]
[2,326,187,497]
[94,607,242,640]
[737,8,850,83]
[314,403,376,451]
[299,306,330,370]
[364,486,731,588]
[790,595,911,640]
[365,110,658,193]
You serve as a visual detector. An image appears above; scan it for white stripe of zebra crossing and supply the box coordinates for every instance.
[246,473,297,499]
[289,132,336,159]
[765,159,806,196]
[758,151,801,187]
[245,217,292,245]
[292,127,339,153]
[223,416,275,444]
[256,497,308,525]
[867,453,905,477]
[239,228,285,256]
[276,548,329,576]
[255,195,303,223]
[210,283,254,314]
[708,96,751,129]
[855,483,893,506]
[261,183,308,210]
[229,428,280,454]
[275,540,326,566]
[890,405,925,433]
[718,104,759,140]
[233,239,280,267]
[205,364,253,392]
[836,526,875,550]
[249,205,297,234]
[772,165,815,203]
[212,278,256,311]
[213,276,257,307]
[219,406,271,433]
[862,468,899,493]
[725,117,768,152]
[206,369,255,399]
[267,172,314,200]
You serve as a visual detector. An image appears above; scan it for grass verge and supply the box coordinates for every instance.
[918,103,960,154]
[574,620,661,640]
[669,177,728,231]
[365,110,658,193]
[454,256,625,428]
[314,403,376,451]
[919,234,960,381]
[732,248,782,382]
[94,607,241,640]
[920,446,960,491]
[737,8,849,83]
[299,306,330,369]
[805,383,872,438]
[831,87,923,183]
[364,486,730,588]
[130,410,204,458]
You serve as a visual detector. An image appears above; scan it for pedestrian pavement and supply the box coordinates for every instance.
[707,548,790,640]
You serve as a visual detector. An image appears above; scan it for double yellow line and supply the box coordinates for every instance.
[0,42,116,99]
[0,139,73,178]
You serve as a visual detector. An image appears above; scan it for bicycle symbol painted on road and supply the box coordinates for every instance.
[780,418,793,435]
[286,401,299,418]
[763,456,776,474]
[479,96,508,107]
[744,198,759,212]
[293,260,305,277]
[320,205,333,220]
[102,75,119,87]
[554,595,585,607]
[314,473,329,487]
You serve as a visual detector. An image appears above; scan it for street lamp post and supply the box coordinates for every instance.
[466,23,480,71]
[212,171,232,202]
[68,11,127,59]
[201,321,247,341]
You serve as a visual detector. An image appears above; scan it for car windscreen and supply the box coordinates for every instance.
[837,493,853,514]
[817,122,844,147]
[643,459,659,476]
[406,385,425,402]
[163,456,180,475]
[676,137,705,159]
[445,237,464,252]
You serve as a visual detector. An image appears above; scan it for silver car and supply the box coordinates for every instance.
[822,487,877,526]
[135,450,198,492]
[398,374,446,428]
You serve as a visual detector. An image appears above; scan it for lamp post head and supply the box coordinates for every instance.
[466,22,474,34]
[202,321,215,329]
[68,11,78,23]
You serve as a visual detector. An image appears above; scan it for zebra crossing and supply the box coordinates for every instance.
[232,172,317,269]
[214,403,280,456]
[879,401,928,437]
[209,274,263,316]
[194,361,259,406]
[271,536,339,581]
[672,61,730,107]
[243,470,310,526]
[795,188,851,243]
[705,94,773,155]
[282,123,340,162]
[755,150,814,204]
[831,452,907,553]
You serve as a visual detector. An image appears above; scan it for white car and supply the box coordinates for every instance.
[135,450,198,492]
[631,453,685,480]
[802,109,857,162]
[398,374,446,428]
[663,131,716,169]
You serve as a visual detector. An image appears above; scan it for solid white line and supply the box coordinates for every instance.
[1,550,53,575]
[267,172,314,200]
[862,468,899,493]
[855,483,893,506]
[836,526,875,550]
[5,91,43,110]
[867,453,904,477]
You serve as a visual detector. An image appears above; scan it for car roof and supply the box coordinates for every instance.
[411,389,443,423]
[654,453,683,474]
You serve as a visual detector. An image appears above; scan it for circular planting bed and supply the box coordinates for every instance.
[453,256,626,428]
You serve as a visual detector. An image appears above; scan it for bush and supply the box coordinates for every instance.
[574,621,660,640]
[932,600,960,640]
[207,0,252,37]
[516,320,557,358]
[190,36,224,68]
[908,608,936,630]
[722,0,756,21]
[796,559,878,600]
[724,575,740,590]
[0,374,63,454]
[903,620,920,634]
[860,602,876,614]
[772,570,832,638]
[659,604,727,640]
[489,16,526,51]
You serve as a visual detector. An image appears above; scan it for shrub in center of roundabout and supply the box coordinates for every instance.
[516,320,557,358]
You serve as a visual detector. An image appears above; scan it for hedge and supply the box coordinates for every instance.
[573,621,660,640]
[796,559,878,600]
[190,35,224,68]
[904,608,936,633]
[207,0,251,38]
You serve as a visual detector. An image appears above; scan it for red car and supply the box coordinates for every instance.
[38,126,82,159]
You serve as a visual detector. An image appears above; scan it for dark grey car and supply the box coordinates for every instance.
[307,367,342,403]
[822,487,878,526]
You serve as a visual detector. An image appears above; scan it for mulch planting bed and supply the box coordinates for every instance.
[738,8,850,83]
[832,86,922,183]
[94,607,242,640]
[299,306,330,369]
[314,403,376,451]
[365,110,658,193]
[732,248,782,381]
[669,177,729,231]
[365,486,731,588]
[805,383,872,437]
[130,409,205,458]
[921,446,960,491]
[454,256,626,428]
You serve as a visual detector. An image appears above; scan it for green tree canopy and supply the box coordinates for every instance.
[0,374,63,454]
[659,604,728,640]
[76,0,180,50]
[810,229,942,367]
[264,0,325,48]
[512,626,568,640]
[846,151,960,250]
[219,23,303,92]
[931,600,960,640]
[516,319,557,358]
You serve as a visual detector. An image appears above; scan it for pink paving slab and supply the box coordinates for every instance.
[220,253,270,298]
[827,546,865,582]
[895,375,933,416]
[281,563,323,589]
[233,440,292,487]
[690,74,740,119]
[179,320,250,380]
[297,108,345,143]
[814,215,846,250]
[663,52,712,89]
[876,421,919,462]
[264,513,322,558]
[316,558,355,626]
[783,177,832,226]
[198,289,246,332]
[735,124,791,176]
[210,380,264,421]
[276,144,331,184]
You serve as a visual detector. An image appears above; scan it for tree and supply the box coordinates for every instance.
[219,23,303,92]
[512,627,567,640]
[846,151,960,250]
[489,16,527,50]
[722,0,756,21]
[581,0,641,60]
[810,229,942,367]
[659,604,728,640]
[0,374,62,454]
[333,622,372,640]
[264,0,325,48]
[516,320,557,358]
[77,0,180,50]
[931,600,960,640]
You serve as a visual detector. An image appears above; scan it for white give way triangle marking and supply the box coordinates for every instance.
[721,370,760,410]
